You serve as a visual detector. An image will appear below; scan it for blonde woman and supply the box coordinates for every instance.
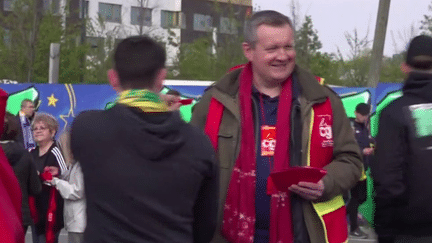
[30,113,66,243]
[48,131,85,243]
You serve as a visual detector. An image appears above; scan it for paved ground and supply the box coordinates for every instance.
[24,226,378,243]
[349,225,378,243]
[25,229,68,243]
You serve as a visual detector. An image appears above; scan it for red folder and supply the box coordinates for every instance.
[269,167,327,192]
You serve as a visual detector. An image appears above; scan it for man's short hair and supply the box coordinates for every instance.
[166,89,181,96]
[355,103,370,116]
[1,112,19,141]
[114,36,166,89]
[244,10,293,47]
[21,99,33,108]
[406,35,432,70]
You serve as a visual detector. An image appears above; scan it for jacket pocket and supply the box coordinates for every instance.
[218,132,236,169]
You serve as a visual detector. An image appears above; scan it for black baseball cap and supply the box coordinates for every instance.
[355,103,370,116]
[406,35,432,69]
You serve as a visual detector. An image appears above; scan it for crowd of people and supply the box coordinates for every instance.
[0,98,86,243]
[0,9,432,243]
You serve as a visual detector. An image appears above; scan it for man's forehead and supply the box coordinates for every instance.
[256,25,294,43]
[23,101,34,107]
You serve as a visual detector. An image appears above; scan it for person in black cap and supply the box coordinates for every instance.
[372,35,432,243]
[347,103,373,239]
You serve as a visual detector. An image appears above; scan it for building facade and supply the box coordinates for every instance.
[83,0,251,66]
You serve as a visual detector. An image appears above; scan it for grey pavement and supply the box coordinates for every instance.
[24,226,378,243]
[349,225,378,243]
[25,229,68,243]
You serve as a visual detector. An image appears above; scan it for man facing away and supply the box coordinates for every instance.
[70,36,219,243]
[191,10,362,243]
[16,99,36,149]
[372,35,432,243]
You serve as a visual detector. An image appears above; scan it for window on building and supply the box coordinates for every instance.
[3,29,11,47]
[161,10,185,29]
[80,0,89,18]
[193,14,212,32]
[219,17,238,34]
[87,37,104,48]
[99,3,122,23]
[3,0,14,11]
[43,0,60,15]
[131,7,152,26]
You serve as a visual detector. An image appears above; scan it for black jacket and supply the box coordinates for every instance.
[71,104,219,243]
[372,71,432,238]
[350,119,373,169]
[1,141,42,227]
[30,143,66,234]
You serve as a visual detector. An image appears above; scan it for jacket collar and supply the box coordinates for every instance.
[403,71,432,102]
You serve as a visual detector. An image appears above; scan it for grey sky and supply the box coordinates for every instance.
[253,0,431,57]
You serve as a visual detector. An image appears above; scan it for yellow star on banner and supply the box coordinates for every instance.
[47,94,59,107]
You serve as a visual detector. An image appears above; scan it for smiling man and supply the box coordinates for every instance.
[191,10,362,243]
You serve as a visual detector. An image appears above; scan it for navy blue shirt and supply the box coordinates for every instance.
[252,89,279,242]
[251,77,307,243]
[351,119,373,169]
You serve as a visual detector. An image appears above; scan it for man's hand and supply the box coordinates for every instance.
[44,166,59,177]
[289,180,324,201]
[363,147,374,156]
[159,94,181,111]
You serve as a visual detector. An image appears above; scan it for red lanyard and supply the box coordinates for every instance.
[258,93,274,172]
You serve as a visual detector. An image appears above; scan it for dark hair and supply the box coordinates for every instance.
[114,36,166,89]
[166,89,181,96]
[355,103,370,116]
[2,112,19,141]
[21,99,33,108]
[244,10,293,47]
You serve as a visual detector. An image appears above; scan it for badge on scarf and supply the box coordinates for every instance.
[261,125,276,156]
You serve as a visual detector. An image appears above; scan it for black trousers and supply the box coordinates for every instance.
[347,180,367,231]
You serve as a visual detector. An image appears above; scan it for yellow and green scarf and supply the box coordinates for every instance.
[117,89,169,113]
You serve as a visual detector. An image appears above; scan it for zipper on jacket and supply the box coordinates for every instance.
[291,99,302,167]
[252,97,260,156]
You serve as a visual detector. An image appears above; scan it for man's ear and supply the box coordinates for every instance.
[107,69,122,92]
[401,62,411,74]
[153,68,167,93]
[242,42,253,62]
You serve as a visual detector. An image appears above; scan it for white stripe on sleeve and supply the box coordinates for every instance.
[52,147,68,174]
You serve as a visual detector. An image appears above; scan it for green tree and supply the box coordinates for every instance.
[379,53,405,83]
[421,1,432,34]
[0,0,89,83]
[295,15,322,69]
[33,12,89,83]
[176,37,216,80]
[174,3,247,80]
[338,29,371,86]
[0,0,41,82]
[291,14,342,85]
[83,15,119,84]
[309,52,344,86]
